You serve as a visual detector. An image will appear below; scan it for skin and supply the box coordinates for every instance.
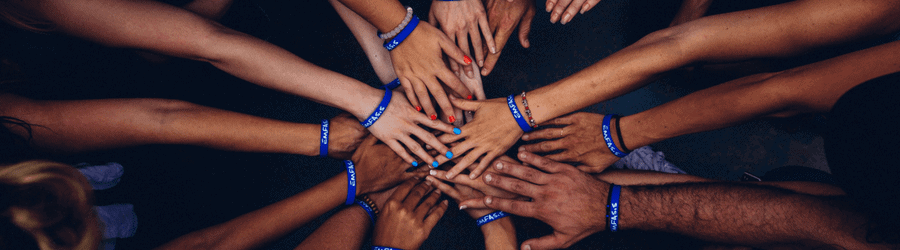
[11,0,455,165]
[669,0,713,27]
[521,40,900,172]
[545,0,602,25]
[372,178,449,250]
[429,0,497,75]
[461,152,894,250]
[427,174,518,250]
[336,0,473,124]
[154,135,425,250]
[437,0,900,179]
[480,0,536,76]
[0,93,366,159]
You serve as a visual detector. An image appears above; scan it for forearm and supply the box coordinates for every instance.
[481,217,517,250]
[523,0,900,126]
[295,206,371,250]
[620,183,874,249]
[0,95,322,155]
[156,173,347,250]
[335,0,407,33]
[329,0,397,84]
[620,40,900,149]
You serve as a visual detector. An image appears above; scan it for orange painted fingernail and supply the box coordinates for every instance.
[467,95,473,100]
[463,56,472,65]
[448,116,456,123]
[416,106,422,112]
[431,114,437,120]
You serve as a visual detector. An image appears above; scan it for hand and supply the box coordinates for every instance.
[352,135,428,195]
[426,156,524,201]
[327,113,369,159]
[481,0,535,76]
[429,0,497,76]
[519,112,622,173]
[545,0,602,25]
[367,90,458,167]
[426,175,494,218]
[460,151,609,250]
[373,178,449,250]
[390,20,473,124]
[436,97,524,180]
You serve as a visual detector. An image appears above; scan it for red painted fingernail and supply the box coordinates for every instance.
[449,116,456,123]
[431,114,437,120]
[463,56,472,65]
[416,106,422,112]
[467,95,473,100]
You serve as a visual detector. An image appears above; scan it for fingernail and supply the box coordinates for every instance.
[490,47,496,54]
[478,60,484,67]
[459,205,468,210]
[435,189,441,195]
[520,152,528,159]
[425,179,433,186]
[522,134,530,140]
[449,116,456,123]
[563,13,571,24]
[485,174,493,182]
[495,162,503,170]
[524,245,531,250]
[426,144,433,150]
[443,200,449,205]
[412,161,419,167]
[467,95,473,100]
[551,13,559,22]
[432,161,439,168]
[580,4,588,14]
[416,106,422,112]
[485,196,493,204]
[463,55,472,64]
[453,127,461,135]
[430,170,437,176]
[445,151,454,159]
[431,114,437,120]
[467,71,474,78]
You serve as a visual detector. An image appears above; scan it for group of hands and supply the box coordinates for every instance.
[330,111,634,249]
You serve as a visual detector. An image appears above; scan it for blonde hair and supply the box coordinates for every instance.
[0,160,100,250]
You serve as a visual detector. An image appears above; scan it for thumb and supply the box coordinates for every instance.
[522,232,571,250]
[450,96,482,111]
[519,6,535,48]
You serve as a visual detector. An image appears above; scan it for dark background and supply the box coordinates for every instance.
[1,0,887,248]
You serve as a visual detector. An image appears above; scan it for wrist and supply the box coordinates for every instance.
[615,186,645,231]
[350,88,389,121]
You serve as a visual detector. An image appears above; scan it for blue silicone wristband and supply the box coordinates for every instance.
[319,119,329,158]
[602,114,628,158]
[384,78,401,90]
[373,247,404,250]
[361,89,393,128]
[355,199,376,222]
[345,160,356,205]
[507,95,534,132]
[607,184,621,232]
[384,16,420,51]
[476,211,509,227]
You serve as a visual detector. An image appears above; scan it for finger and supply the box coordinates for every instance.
[426,175,465,203]
[522,232,572,250]
[561,0,585,24]
[428,168,483,190]
[477,13,496,57]
[483,195,536,217]
[401,78,423,113]
[491,159,550,185]
[449,59,460,75]
[449,96,481,111]
[437,71,472,104]
[413,78,438,120]
[580,0,600,14]
[399,135,436,167]
[456,32,475,78]
[542,151,579,163]
[481,25,510,76]
[521,127,567,141]
[428,7,437,25]
[403,180,435,207]
[576,165,606,173]
[389,178,421,202]
[409,125,452,163]
[415,111,457,135]
[415,185,443,217]
[519,5,535,48]
[483,170,539,197]
[468,26,484,69]
[550,0,572,24]
[384,139,417,164]
[428,76,465,123]
[546,0,557,12]
[445,146,482,180]
[517,151,568,174]
[519,139,566,153]
[438,30,473,66]
[468,151,499,180]
[458,197,489,209]
[423,200,449,228]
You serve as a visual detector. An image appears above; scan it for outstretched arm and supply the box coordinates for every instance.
[0,94,366,158]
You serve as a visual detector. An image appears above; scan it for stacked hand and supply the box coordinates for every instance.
[520,112,622,173]
[326,113,369,159]
[437,97,524,180]
[481,0,535,76]
[373,178,449,250]
[352,135,428,195]
[430,0,497,77]
[366,90,458,167]
[545,0,602,24]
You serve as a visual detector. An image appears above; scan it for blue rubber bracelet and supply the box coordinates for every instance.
[373,247,404,250]
[345,160,356,205]
[476,211,509,227]
[384,16,420,51]
[602,114,628,158]
[355,199,376,222]
[507,95,534,132]
[361,89,393,128]
[384,78,401,90]
[607,184,621,232]
[319,119,329,158]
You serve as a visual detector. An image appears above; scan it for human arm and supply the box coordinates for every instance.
[463,152,891,250]
[439,0,900,178]
[480,0,535,76]
[293,206,370,250]
[0,94,367,158]
[336,0,473,123]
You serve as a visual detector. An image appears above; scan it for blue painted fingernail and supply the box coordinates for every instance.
[432,161,439,168]
[453,127,461,135]
[446,151,454,159]
[412,161,419,167]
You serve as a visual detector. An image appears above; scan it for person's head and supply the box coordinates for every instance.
[0,160,100,250]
